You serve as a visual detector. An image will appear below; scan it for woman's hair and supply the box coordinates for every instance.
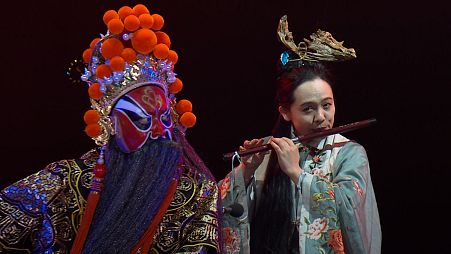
[276,56,333,108]
[250,56,333,253]
[273,57,333,137]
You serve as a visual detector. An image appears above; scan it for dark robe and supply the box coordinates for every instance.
[0,149,220,253]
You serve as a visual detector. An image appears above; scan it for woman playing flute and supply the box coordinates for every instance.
[219,16,381,254]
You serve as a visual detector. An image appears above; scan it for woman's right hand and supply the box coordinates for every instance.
[240,138,267,184]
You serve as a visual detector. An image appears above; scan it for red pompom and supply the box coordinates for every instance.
[109,56,125,72]
[108,18,124,35]
[133,4,150,16]
[124,15,140,31]
[151,14,164,30]
[90,38,101,49]
[103,10,119,25]
[83,110,100,124]
[85,123,102,137]
[139,14,154,29]
[179,112,196,128]
[131,28,157,54]
[121,48,137,63]
[153,43,169,59]
[118,6,134,20]
[101,38,124,59]
[82,48,92,63]
[155,31,171,47]
[95,64,112,79]
[88,83,104,100]
[168,78,183,94]
[175,99,192,115]
[167,50,178,64]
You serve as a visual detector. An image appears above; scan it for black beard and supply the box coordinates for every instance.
[82,138,182,254]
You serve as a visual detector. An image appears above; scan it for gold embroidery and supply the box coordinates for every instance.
[151,167,219,253]
[0,150,95,252]
[1,151,219,253]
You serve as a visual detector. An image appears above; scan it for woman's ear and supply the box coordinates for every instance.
[278,106,291,121]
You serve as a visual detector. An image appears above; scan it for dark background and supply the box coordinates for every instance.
[1,0,450,253]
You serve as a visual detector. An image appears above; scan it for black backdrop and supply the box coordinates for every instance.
[1,0,450,253]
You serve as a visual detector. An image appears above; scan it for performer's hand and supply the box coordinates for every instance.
[269,137,302,184]
[240,138,267,184]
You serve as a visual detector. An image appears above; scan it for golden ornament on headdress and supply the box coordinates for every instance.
[277,15,356,62]
[79,4,197,146]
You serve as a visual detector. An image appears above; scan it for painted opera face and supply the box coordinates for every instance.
[112,85,173,153]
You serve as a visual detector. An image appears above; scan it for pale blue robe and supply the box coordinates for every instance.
[219,134,381,254]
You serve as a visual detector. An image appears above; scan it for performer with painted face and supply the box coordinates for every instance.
[112,85,175,151]
[0,4,220,254]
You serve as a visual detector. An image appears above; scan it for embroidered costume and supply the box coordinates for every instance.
[0,150,219,253]
[220,134,381,253]
[219,15,381,254]
[0,3,220,253]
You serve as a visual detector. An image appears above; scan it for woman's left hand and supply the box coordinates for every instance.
[269,137,302,184]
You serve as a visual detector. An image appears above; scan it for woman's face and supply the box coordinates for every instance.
[279,78,335,139]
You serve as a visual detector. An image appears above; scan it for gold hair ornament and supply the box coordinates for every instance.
[277,15,356,64]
